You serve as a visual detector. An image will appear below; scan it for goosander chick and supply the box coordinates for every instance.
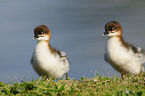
[31,25,70,79]
[103,21,145,75]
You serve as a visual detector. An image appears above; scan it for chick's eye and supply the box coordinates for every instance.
[112,28,115,30]
[41,32,45,34]
[110,28,116,33]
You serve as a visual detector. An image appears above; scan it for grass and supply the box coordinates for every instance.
[0,74,145,96]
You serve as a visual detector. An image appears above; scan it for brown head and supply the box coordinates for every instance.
[103,21,123,37]
[33,25,51,42]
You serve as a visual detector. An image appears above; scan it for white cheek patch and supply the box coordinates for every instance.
[111,29,116,32]
[108,31,120,36]
[36,35,49,41]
